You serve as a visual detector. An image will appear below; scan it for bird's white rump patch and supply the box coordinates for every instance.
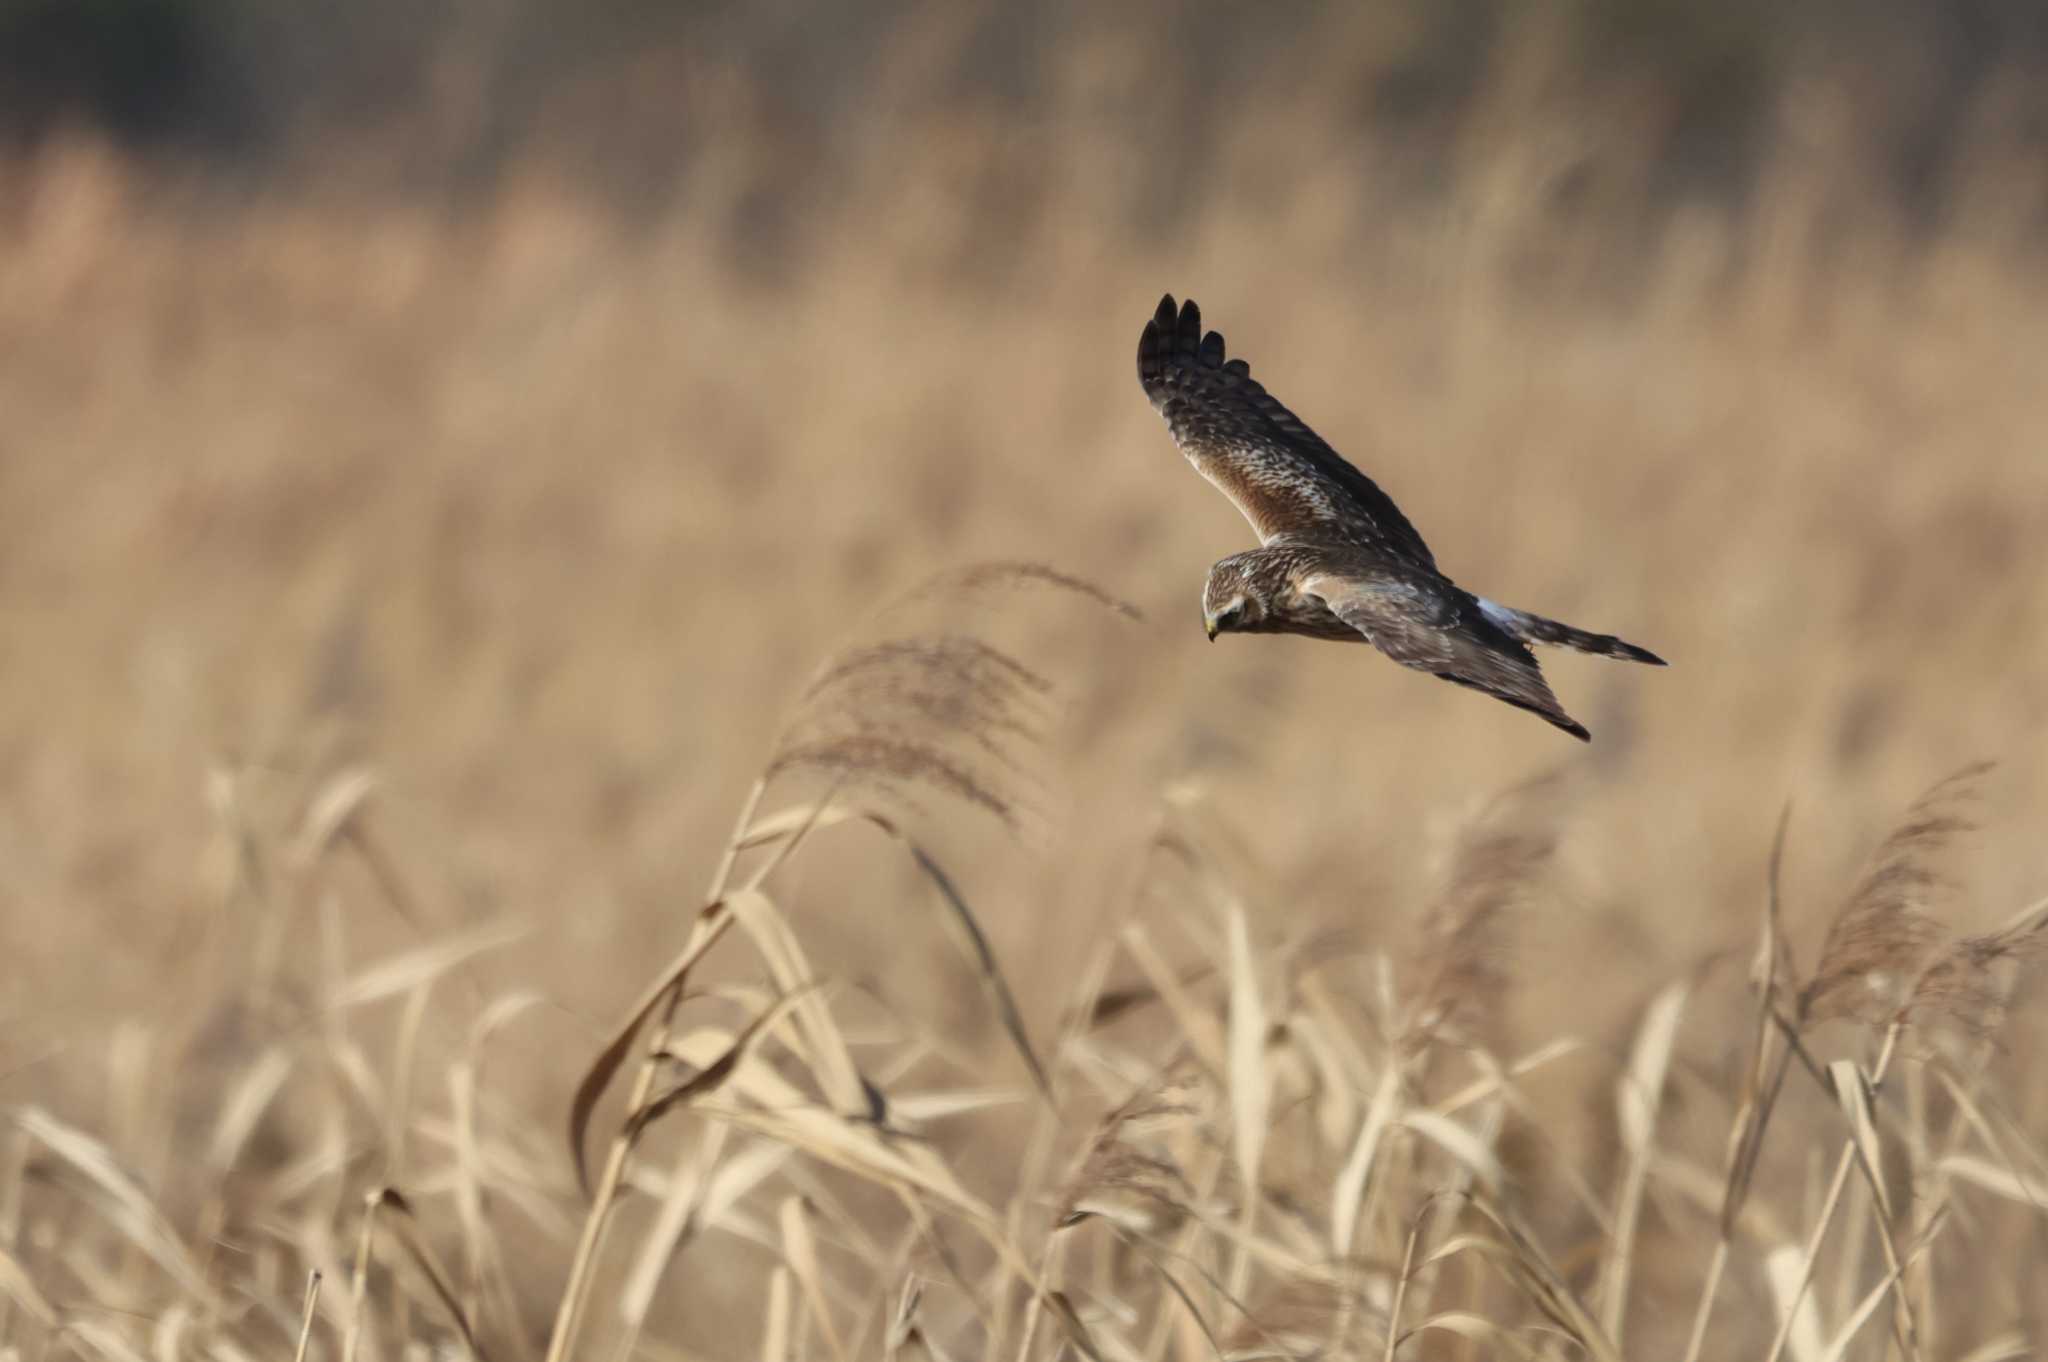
[1475,596,1519,631]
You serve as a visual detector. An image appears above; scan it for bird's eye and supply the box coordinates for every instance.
[1218,603,1244,627]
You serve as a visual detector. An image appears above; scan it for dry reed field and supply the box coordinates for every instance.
[4,7,2048,1360]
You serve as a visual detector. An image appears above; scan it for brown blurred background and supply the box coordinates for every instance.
[3,0,2047,1265]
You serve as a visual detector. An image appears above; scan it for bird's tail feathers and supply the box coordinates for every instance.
[1476,598,1666,666]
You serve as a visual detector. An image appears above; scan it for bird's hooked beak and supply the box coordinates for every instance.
[1204,616,1219,642]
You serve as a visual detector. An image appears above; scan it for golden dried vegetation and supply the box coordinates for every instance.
[3,9,2048,1359]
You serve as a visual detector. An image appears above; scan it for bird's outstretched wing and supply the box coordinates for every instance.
[1300,571,1591,741]
[1137,294,1436,568]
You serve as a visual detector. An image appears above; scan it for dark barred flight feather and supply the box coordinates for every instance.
[1137,295,1438,568]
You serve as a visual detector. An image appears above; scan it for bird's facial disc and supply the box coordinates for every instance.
[1204,593,1249,641]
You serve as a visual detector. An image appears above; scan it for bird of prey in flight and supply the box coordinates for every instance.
[1138,294,1662,741]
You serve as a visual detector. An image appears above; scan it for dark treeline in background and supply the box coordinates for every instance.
[5,0,2047,235]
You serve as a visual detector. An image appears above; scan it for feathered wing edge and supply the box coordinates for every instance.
[1305,575,1593,742]
[1137,293,1249,395]
[1136,293,1439,569]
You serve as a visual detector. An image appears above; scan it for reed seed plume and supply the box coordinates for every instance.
[770,634,1044,832]
[766,564,1132,837]
[1057,1143,1195,1236]
[1799,763,1991,1026]
[1222,1276,1380,1360]
[1903,897,2048,1041]
[894,560,1144,621]
[1400,791,1559,1051]
[1057,1065,1212,1226]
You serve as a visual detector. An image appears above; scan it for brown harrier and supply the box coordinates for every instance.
[1138,294,1662,741]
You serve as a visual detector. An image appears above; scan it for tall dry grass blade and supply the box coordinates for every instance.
[995,1075,1086,1362]
[1223,902,1268,1300]
[1117,924,1226,1070]
[883,1277,920,1362]
[1812,1208,1944,1362]
[1924,1060,2048,1210]
[905,843,1052,1101]
[1331,1065,1403,1262]
[629,989,818,1135]
[64,1318,152,1362]
[342,1188,382,1362]
[563,766,766,1228]
[552,967,703,1362]
[10,1107,216,1310]
[761,1266,792,1362]
[567,898,736,1193]
[1596,977,1689,1347]
[290,768,378,867]
[1762,1143,1859,1362]
[205,1045,293,1176]
[150,1301,188,1362]
[388,980,431,1178]
[656,1024,1018,1259]
[701,1141,804,1237]
[1433,1036,1585,1117]
[1678,1240,1730,1362]
[735,801,895,856]
[1462,1194,1623,1362]
[549,864,749,1362]
[1006,1228,1072,1362]
[1825,1052,1926,1360]
[1381,1196,1441,1362]
[1042,1290,1108,1362]
[724,889,866,1114]
[887,1089,1024,1123]
[738,799,1050,1100]
[1113,1234,1225,1362]
[1723,1006,1794,1240]
[330,921,528,1011]
[886,1276,962,1362]
[452,992,544,1334]
[1287,1007,1361,1146]
[613,1125,727,1360]
[686,1099,1001,1231]
[188,1041,295,1304]
[1708,798,1801,1362]
[735,777,856,897]
[340,810,497,1014]
[1400,1112,1503,1192]
[1400,1313,1543,1361]
[368,1187,487,1362]
[0,1244,58,1331]
[293,1271,322,1362]
[1763,800,1797,989]
[1951,1333,2032,1362]
[1827,1061,1888,1220]
[780,1196,848,1362]
[1937,1154,2048,1209]
[1763,1245,1828,1362]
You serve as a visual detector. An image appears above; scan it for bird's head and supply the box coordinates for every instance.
[1202,558,1269,640]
